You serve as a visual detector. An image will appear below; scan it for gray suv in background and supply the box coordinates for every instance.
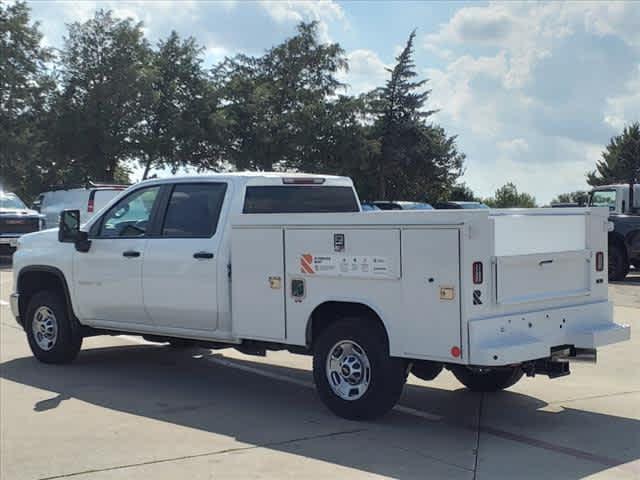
[0,191,43,255]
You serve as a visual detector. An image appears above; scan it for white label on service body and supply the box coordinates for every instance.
[300,254,391,278]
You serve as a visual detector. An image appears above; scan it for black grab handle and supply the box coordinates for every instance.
[193,251,214,259]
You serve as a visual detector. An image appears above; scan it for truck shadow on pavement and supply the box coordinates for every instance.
[1,343,638,479]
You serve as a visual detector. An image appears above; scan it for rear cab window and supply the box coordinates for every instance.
[161,183,227,237]
[243,184,359,214]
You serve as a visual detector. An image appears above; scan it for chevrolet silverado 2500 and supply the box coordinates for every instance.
[10,173,630,419]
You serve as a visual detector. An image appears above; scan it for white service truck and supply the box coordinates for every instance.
[10,173,630,419]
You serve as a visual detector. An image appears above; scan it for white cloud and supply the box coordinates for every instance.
[339,49,388,95]
[497,138,529,155]
[422,2,640,203]
[258,0,346,42]
[604,64,640,130]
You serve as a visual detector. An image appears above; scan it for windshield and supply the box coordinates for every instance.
[0,193,27,210]
[589,190,616,210]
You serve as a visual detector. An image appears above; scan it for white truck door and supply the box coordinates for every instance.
[401,228,462,361]
[142,182,228,333]
[231,227,286,341]
[74,185,162,325]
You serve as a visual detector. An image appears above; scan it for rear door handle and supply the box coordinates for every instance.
[539,259,554,266]
[122,250,141,258]
[193,251,214,259]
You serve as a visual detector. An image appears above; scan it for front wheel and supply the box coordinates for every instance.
[25,290,82,364]
[313,318,407,420]
[450,366,523,392]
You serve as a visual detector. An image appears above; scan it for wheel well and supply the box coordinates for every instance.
[17,269,70,320]
[306,301,389,348]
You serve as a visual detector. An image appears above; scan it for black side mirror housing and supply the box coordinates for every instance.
[58,209,91,252]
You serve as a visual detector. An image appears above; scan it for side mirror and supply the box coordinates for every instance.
[58,209,91,252]
[59,209,80,242]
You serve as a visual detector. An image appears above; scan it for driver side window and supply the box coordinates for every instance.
[98,186,160,237]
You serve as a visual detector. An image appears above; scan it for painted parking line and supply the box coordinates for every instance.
[118,335,637,474]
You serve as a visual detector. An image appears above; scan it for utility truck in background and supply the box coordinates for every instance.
[11,173,630,420]
[589,184,640,281]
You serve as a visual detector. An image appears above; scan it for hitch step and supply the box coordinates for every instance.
[524,359,571,378]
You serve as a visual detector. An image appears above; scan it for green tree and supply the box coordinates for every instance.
[139,31,222,178]
[0,1,54,200]
[448,183,479,202]
[367,31,464,200]
[587,122,640,211]
[483,182,536,208]
[53,10,152,182]
[551,190,588,206]
[213,22,347,172]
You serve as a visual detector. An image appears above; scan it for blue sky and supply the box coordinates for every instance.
[26,1,640,203]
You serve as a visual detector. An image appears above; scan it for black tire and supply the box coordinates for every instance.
[25,290,82,364]
[313,318,407,420]
[451,366,523,392]
[608,244,629,281]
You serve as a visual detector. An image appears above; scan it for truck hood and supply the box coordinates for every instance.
[16,228,59,247]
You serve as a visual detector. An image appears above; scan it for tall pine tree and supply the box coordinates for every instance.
[367,31,464,200]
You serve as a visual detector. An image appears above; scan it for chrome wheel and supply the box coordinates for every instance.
[326,340,371,401]
[32,306,58,351]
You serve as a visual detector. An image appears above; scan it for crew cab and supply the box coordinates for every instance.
[10,173,630,420]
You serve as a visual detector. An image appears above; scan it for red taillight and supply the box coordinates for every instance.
[472,261,483,284]
[87,198,94,213]
[595,252,604,271]
[282,177,325,185]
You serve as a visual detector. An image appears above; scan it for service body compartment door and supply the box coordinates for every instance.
[495,249,591,305]
[402,228,462,361]
[231,227,285,341]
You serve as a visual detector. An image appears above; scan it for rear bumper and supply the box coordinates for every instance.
[468,301,630,366]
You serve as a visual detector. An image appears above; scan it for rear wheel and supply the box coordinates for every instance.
[608,244,629,281]
[25,290,82,364]
[313,318,407,420]
[451,366,523,392]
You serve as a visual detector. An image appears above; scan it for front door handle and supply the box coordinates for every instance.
[123,250,141,258]
[193,251,214,259]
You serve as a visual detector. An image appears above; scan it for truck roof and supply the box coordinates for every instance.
[134,172,354,188]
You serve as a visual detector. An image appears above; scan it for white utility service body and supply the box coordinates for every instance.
[10,173,631,419]
[232,207,628,366]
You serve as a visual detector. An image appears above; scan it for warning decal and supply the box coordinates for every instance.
[299,254,391,278]
[300,254,315,274]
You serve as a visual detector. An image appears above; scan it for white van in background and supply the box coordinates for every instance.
[34,184,127,228]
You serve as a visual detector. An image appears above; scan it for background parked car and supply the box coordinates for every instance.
[432,201,489,209]
[0,191,43,255]
[34,183,127,228]
[361,202,381,211]
[372,201,433,210]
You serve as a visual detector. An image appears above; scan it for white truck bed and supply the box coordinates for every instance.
[231,207,629,366]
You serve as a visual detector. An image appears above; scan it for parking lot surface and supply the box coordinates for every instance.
[1,261,638,479]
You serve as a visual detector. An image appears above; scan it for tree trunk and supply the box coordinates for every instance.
[142,158,153,180]
[378,164,386,200]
